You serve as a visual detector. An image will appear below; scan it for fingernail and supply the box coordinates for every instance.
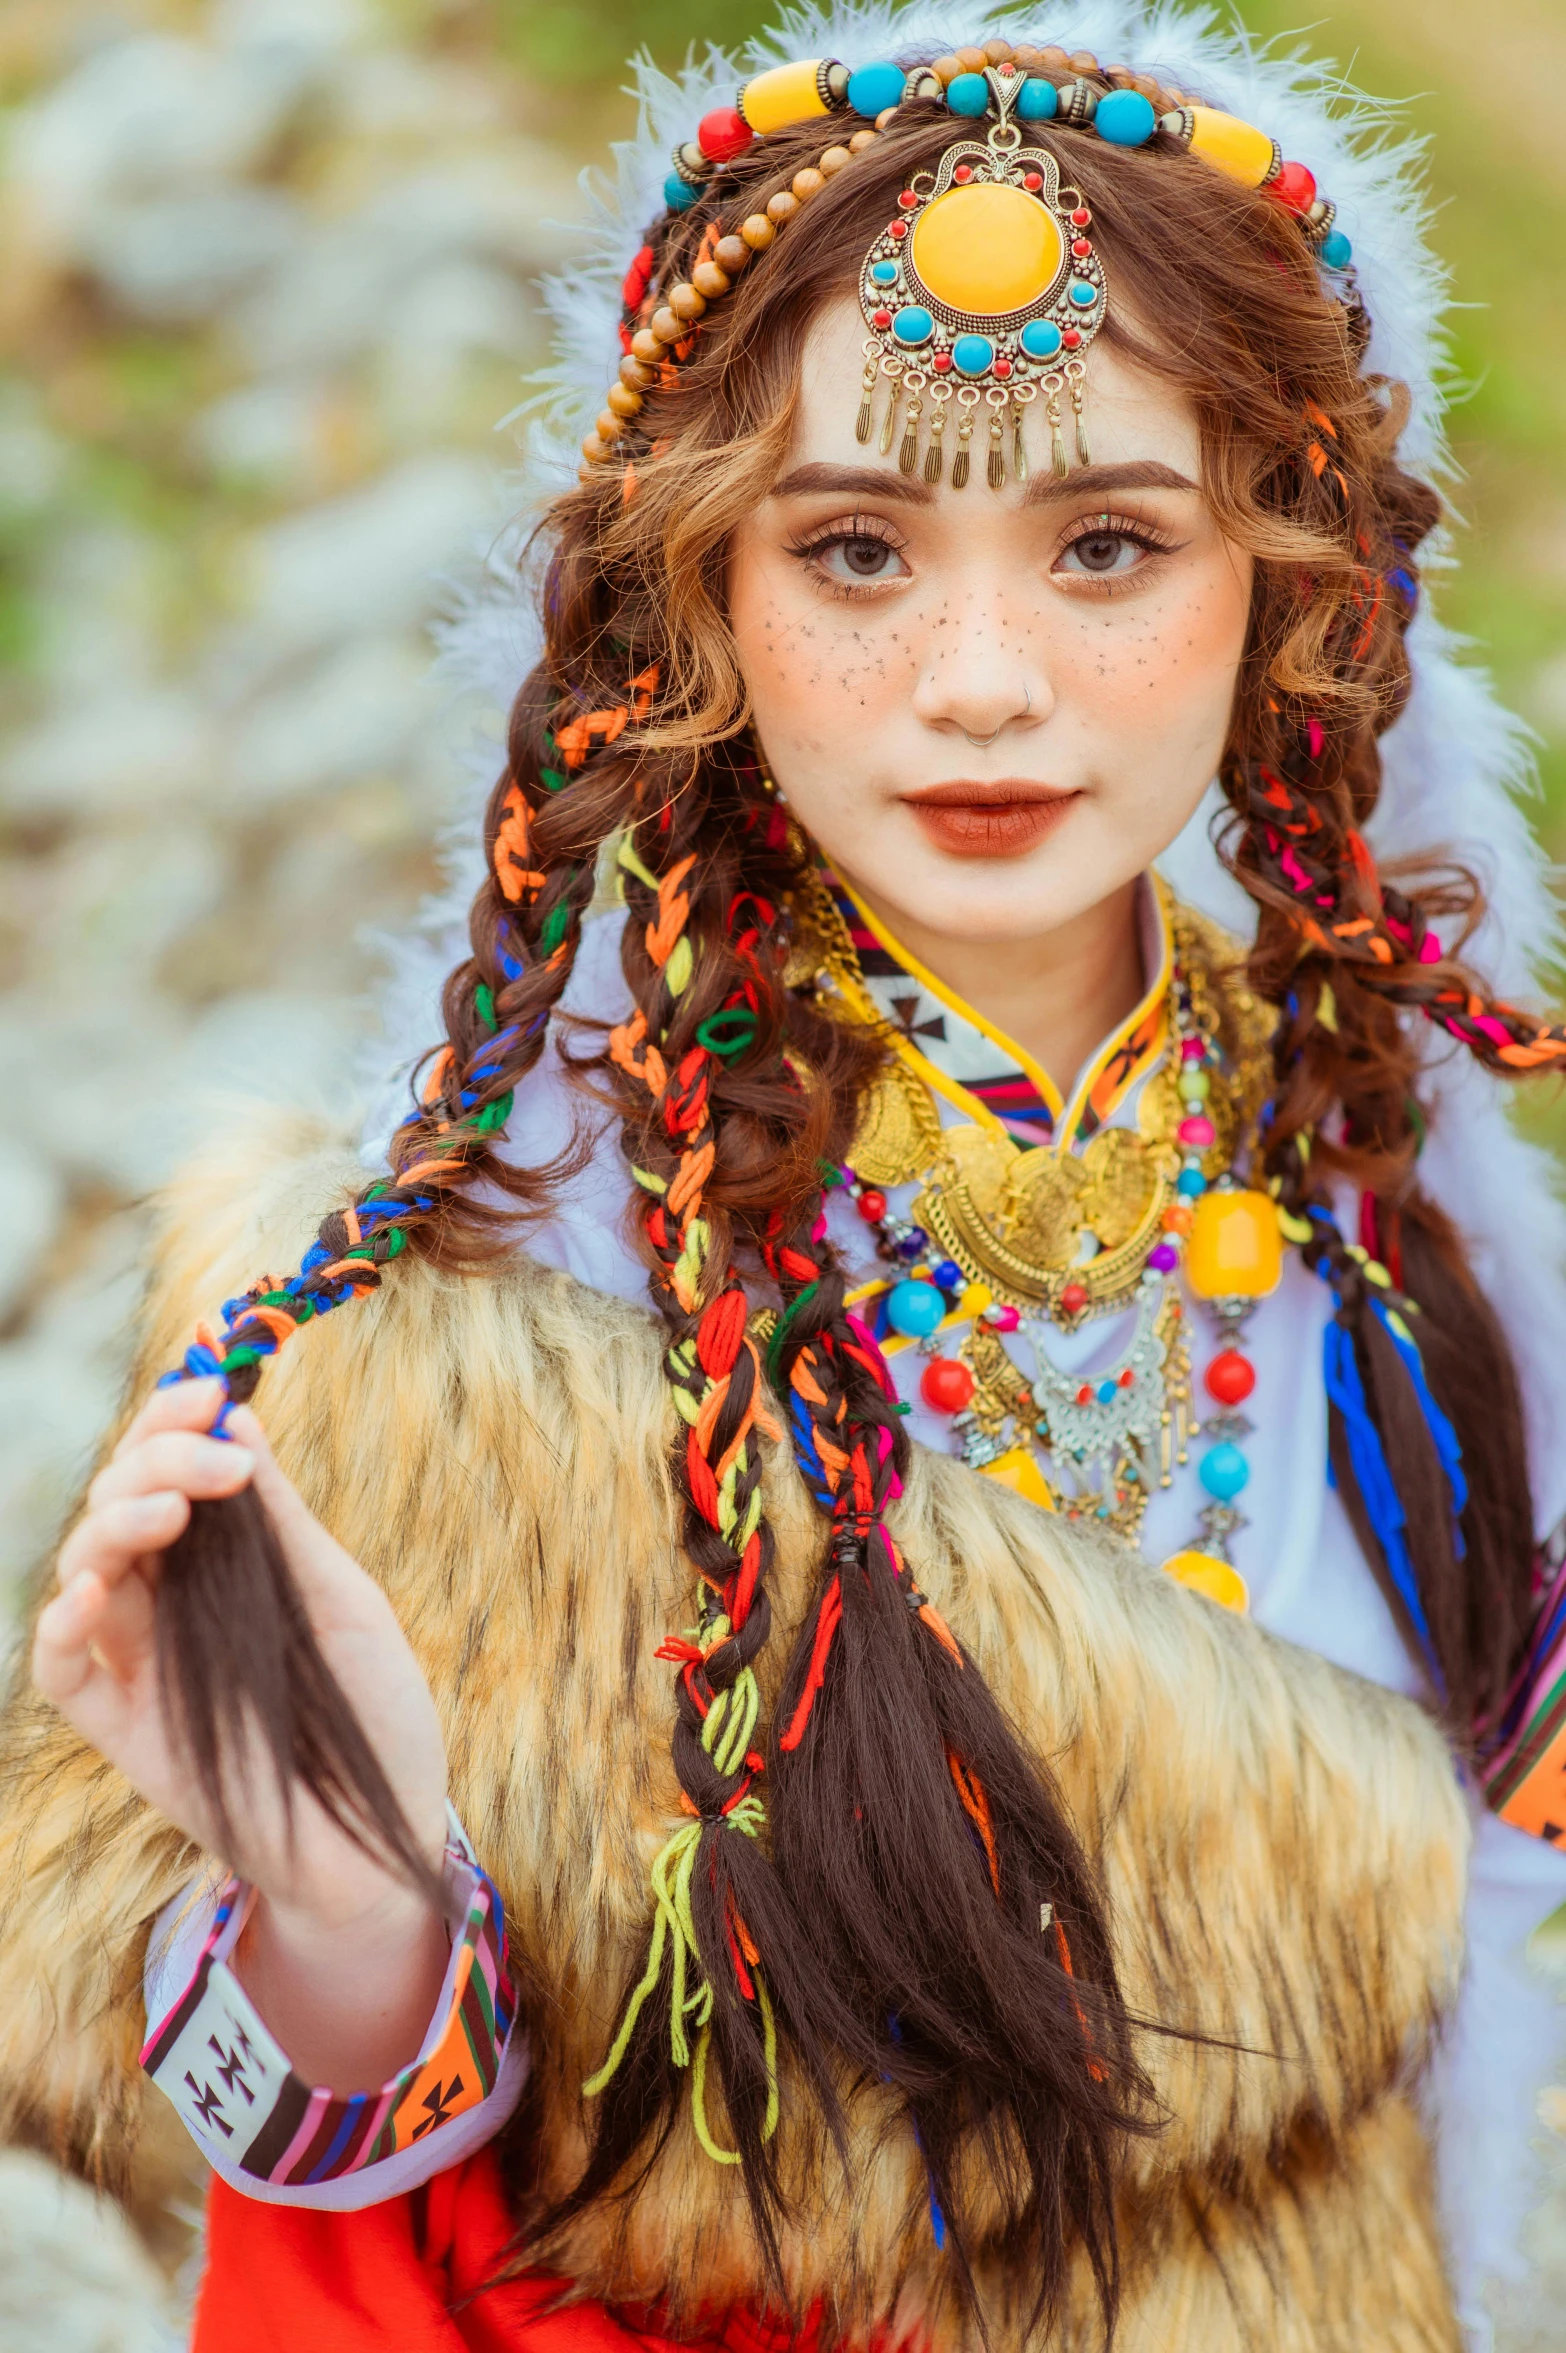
[224,1446,256,1480]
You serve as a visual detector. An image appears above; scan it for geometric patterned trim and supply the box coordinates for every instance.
[823,869,1170,1148]
[1482,1544,1566,1849]
[140,1813,514,2185]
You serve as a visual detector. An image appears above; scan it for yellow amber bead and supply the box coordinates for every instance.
[980,1448,1056,1510]
[1160,1551,1250,1613]
[959,1280,994,1318]
[1185,1186,1284,1300]
[1186,106,1277,188]
[739,58,831,135]
[910,183,1064,317]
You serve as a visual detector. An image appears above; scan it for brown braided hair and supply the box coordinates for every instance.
[148,52,1559,2321]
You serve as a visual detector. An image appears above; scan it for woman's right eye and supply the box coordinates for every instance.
[811,534,910,586]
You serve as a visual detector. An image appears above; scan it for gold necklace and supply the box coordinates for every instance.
[796,876,1274,1538]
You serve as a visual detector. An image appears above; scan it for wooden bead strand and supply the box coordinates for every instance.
[581,118,887,477]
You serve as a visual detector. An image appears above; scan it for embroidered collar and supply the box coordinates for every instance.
[823,872,1173,1151]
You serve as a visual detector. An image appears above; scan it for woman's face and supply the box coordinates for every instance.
[728,294,1253,948]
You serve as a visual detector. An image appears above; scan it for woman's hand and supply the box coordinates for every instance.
[33,1376,453,2090]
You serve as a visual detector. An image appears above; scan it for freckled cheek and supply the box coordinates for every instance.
[1059,567,1248,735]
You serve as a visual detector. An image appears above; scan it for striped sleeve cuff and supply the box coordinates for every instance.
[141,1811,521,2204]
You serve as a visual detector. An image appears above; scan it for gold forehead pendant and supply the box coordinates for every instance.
[856,65,1109,488]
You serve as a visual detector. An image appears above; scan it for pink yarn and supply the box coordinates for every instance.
[845,1311,898,1401]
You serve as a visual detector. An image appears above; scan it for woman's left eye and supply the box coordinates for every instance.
[1055,529,1150,578]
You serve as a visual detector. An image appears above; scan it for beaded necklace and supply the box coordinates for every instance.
[797,872,1280,1586]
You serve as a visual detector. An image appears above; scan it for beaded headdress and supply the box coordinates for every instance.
[582,35,1355,493]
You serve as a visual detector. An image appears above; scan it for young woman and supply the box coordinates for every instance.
[0,10,1562,2348]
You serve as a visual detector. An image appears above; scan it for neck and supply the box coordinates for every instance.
[840,872,1147,1093]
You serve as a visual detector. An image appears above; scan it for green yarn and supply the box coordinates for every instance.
[469,1089,515,1135]
[695,1008,757,1060]
[540,903,571,954]
[473,982,497,1031]
[765,1281,820,1381]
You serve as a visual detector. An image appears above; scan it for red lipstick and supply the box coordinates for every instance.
[900,779,1080,859]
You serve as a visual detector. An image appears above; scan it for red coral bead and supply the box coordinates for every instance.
[1204,1349,1256,1406]
[1023,171,1043,190]
[872,307,892,329]
[1062,327,1082,348]
[1076,1382,1094,1406]
[898,189,919,208]
[1070,206,1091,227]
[954,163,973,182]
[993,356,1012,377]
[1060,1280,1088,1316]
[920,1357,976,1413]
[856,1187,887,1223]
[697,106,753,162]
[1270,160,1317,214]
[1071,238,1093,257]
[888,219,909,239]
[932,351,953,371]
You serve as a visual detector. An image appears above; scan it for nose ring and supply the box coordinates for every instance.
[963,686,1031,749]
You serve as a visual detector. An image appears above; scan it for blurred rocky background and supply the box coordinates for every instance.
[0,0,1560,2343]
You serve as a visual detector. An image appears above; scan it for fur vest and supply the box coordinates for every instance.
[0,1119,1469,2349]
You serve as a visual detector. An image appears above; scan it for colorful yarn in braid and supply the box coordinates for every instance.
[151,667,657,1882]
[1219,400,1542,1722]
[572,826,838,2248]
[754,1187,1148,2317]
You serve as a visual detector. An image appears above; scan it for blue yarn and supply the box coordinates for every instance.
[788,1393,835,1511]
[886,2016,948,2250]
[1373,1298,1468,1538]
[1322,1317,1440,1673]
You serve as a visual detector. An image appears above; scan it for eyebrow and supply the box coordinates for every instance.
[768,462,934,505]
[766,457,1198,507]
[1022,460,1197,505]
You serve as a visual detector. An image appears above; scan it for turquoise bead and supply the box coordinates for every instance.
[946,72,990,116]
[951,333,995,377]
[1320,228,1353,269]
[1068,279,1099,309]
[1094,88,1156,145]
[892,306,934,346]
[663,173,699,211]
[1020,318,1063,362]
[847,61,906,117]
[1095,1378,1118,1405]
[1015,76,1058,121]
[870,259,899,285]
[1199,1441,1250,1502]
[1176,1166,1207,1198]
[886,1278,945,1338]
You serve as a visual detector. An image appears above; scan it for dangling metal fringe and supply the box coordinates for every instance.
[924,397,947,484]
[986,404,1006,492]
[898,382,923,476]
[1071,375,1091,468]
[855,355,878,447]
[878,370,900,458]
[1047,386,1068,480]
[952,401,974,490]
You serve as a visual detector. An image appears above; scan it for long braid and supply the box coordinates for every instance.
[1218,396,1540,1724]
[760,1199,1145,2326]
[553,777,866,2266]
[152,658,653,1878]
